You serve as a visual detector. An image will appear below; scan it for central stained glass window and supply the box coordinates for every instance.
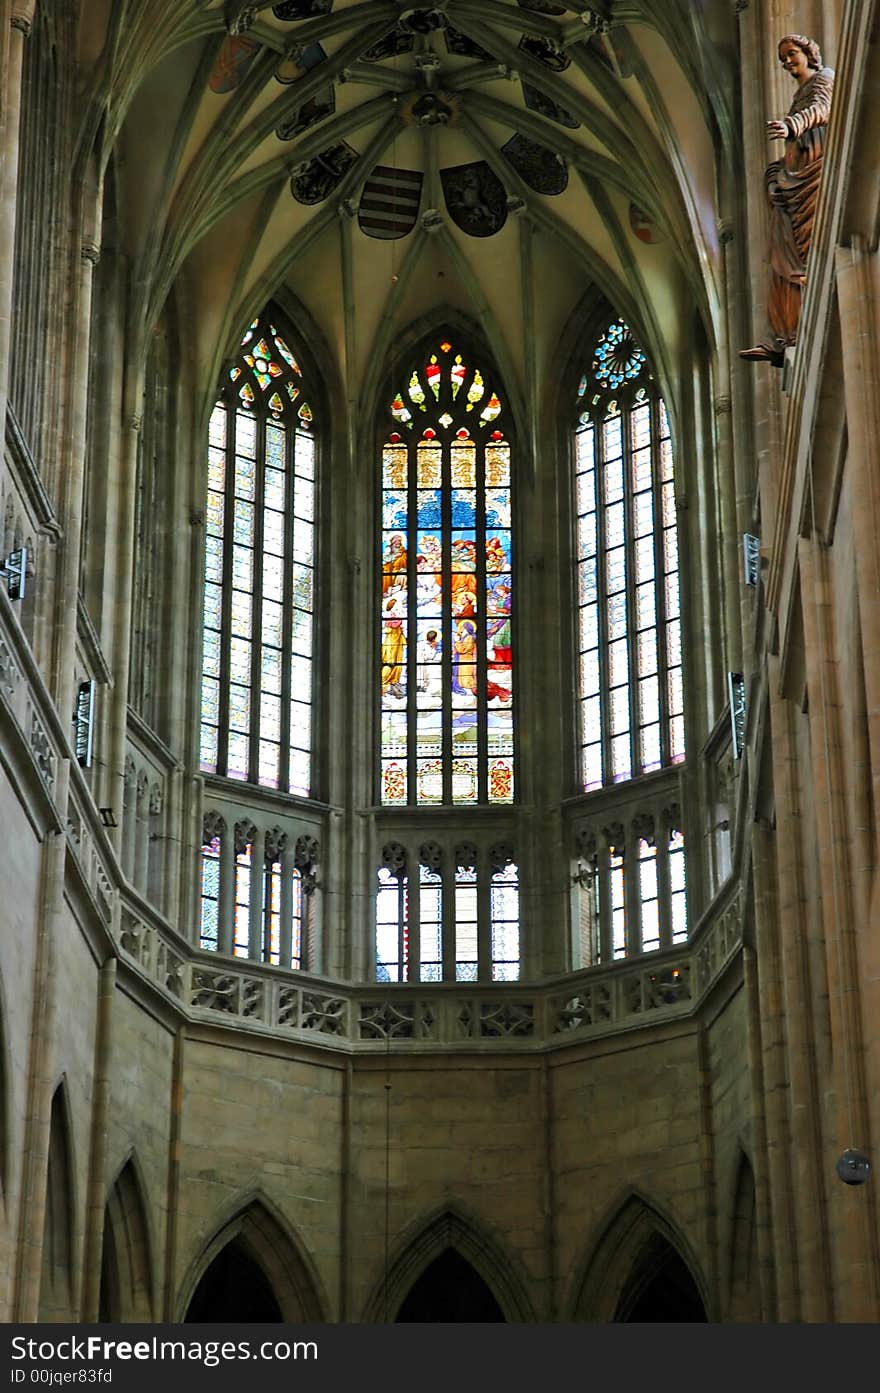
[380,339,514,806]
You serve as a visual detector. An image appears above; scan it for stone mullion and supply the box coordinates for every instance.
[247,825,265,962]
[278,419,295,794]
[218,825,235,957]
[476,442,488,803]
[217,405,235,774]
[622,398,639,779]
[278,844,296,969]
[248,415,267,783]
[652,393,672,766]
[623,822,641,958]
[406,439,418,804]
[595,416,612,785]
[441,436,453,805]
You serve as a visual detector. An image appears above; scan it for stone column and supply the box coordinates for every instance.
[0,0,36,448]
[107,412,143,858]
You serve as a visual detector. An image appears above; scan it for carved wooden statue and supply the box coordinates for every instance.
[741,35,835,365]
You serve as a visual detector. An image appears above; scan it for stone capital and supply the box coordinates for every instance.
[11,0,37,36]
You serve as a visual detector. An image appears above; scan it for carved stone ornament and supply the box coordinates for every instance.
[489,841,515,875]
[419,840,443,874]
[662,802,682,835]
[295,833,319,892]
[265,826,289,863]
[603,821,625,852]
[234,818,257,854]
[632,811,655,846]
[575,827,597,862]
[455,841,478,873]
[381,841,407,879]
[124,756,137,788]
[203,810,226,844]
[149,782,163,816]
[224,1,257,35]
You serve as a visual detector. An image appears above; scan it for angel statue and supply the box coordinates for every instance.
[740,35,835,365]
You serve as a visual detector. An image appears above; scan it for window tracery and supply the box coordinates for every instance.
[574,319,684,790]
[380,338,513,808]
[200,309,316,796]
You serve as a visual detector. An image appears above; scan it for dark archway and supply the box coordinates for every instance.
[38,1084,76,1322]
[184,1239,283,1323]
[569,1191,711,1322]
[615,1235,707,1322]
[177,1196,326,1322]
[99,1158,154,1322]
[396,1248,505,1322]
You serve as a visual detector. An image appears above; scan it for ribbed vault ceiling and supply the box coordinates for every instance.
[81,0,737,418]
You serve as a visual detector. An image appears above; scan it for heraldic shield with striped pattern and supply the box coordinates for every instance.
[358,165,424,240]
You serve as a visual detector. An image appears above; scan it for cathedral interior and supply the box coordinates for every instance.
[1,0,879,1323]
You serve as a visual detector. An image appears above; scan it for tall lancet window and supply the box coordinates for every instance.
[380,339,514,806]
[574,320,684,791]
[200,311,316,795]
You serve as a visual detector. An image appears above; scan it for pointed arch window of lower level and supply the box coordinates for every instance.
[375,841,519,983]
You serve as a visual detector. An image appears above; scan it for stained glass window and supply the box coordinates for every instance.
[380,340,514,807]
[200,309,316,796]
[575,320,684,790]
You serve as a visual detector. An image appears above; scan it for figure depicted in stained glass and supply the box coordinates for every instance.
[417,629,442,695]
[380,339,514,806]
[383,532,408,594]
[741,36,835,365]
[381,593,407,696]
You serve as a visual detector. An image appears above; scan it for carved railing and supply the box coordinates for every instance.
[116,882,741,1053]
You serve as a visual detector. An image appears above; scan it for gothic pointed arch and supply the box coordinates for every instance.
[177,1192,326,1322]
[727,1147,761,1322]
[200,300,321,794]
[362,1206,536,1323]
[98,1154,155,1322]
[377,318,515,811]
[569,1190,709,1322]
[38,1081,78,1322]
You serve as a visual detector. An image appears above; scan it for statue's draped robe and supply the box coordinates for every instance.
[765,65,835,345]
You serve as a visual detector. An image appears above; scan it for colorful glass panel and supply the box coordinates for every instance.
[381,343,514,806]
